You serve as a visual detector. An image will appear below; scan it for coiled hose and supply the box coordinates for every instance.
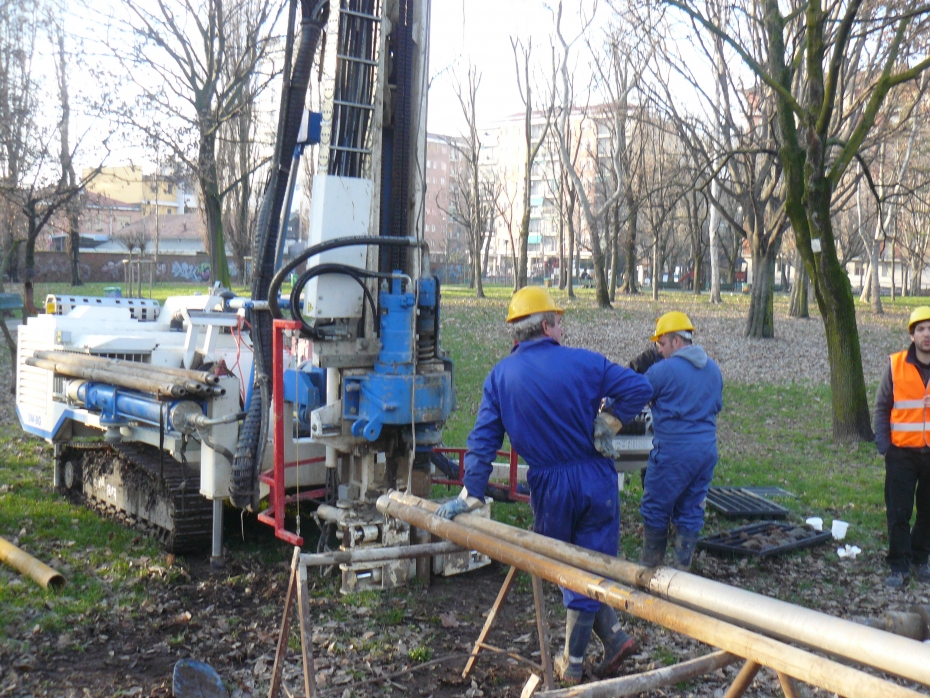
[231,0,325,509]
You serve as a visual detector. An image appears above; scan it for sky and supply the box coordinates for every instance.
[427,0,604,136]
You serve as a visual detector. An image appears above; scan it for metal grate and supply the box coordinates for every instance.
[705,486,789,519]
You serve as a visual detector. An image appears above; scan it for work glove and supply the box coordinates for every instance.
[594,412,623,459]
[436,497,470,519]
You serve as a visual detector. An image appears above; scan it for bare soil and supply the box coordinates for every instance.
[4,500,930,698]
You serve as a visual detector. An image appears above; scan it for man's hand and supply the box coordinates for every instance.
[594,412,623,459]
[436,498,469,519]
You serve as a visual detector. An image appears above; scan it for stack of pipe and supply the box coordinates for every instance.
[27,351,224,398]
[377,491,930,698]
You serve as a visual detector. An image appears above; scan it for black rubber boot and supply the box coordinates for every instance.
[639,526,669,567]
[554,609,595,685]
[672,528,700,571]
[592,605,638,678]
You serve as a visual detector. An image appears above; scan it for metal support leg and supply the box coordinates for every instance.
[210,498,224,569]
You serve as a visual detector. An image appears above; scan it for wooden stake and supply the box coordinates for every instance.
[463,565,518,678]
[723,659,761,698]
[268,547,301,698]
[777,671,805,698]
[531,574,554,689]
[297,563,317,697]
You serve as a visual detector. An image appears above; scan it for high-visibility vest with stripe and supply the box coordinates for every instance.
[890,350,930,448]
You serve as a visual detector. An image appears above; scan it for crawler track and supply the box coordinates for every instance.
[56,442,213,553]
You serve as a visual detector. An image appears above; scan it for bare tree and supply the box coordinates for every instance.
[442,66,499,298]
[113,0,283,288]
[667,0,930,441]
[511,37,557,290]
[0,0,41,283]
[554,2,629,308]
[50,8,87,286]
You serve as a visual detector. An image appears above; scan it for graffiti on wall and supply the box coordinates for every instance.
[32,253,240,283]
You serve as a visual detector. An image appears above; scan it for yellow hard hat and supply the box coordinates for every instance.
[650,311,695,342]
[908,306,930,333]
[506,286,564,323]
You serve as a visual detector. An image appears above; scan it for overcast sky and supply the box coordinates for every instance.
[427,0,604,136]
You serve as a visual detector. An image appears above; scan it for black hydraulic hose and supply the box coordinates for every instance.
[288,263,403,338]
[232,0,325,510]
[268,235,428,319]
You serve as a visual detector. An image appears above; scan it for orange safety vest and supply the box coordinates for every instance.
[890,350,930,448]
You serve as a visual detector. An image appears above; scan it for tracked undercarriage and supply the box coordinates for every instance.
[55,442,213,553]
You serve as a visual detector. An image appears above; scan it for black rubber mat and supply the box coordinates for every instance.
[705,486,790,519]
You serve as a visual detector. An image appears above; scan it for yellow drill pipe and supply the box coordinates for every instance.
[389,490,930,687]
[377,495,927,698]
[0,536,64,590]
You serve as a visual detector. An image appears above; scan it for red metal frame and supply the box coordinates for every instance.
[431,446,529,503]
[256,318,327,545]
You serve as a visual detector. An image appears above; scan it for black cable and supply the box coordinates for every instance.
[289,263,404,338]
[268,235,427,318]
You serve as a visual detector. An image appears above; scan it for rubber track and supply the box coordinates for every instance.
[59,442,213,554]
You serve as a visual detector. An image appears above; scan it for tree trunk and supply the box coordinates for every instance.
[566,186,576,299]
[22,204,39,316]
[746,241,779,337]
[199,127,230,288]
[868,239,883,314]
[652,239,659,301]
[68,206,82,286]
[708,181,722,303]
[474,236,485,299]
[789,260,809,318]
[802,194,873,441]
[610,204,620,301]
[620,198,638,294]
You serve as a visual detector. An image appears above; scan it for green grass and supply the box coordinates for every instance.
[437,284,891,553]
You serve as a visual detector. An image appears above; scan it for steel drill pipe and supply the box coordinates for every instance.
[26,358,188,397]
[376,495,928,698]
[33,351,220,385]
[0,537,64,589]
[298,541,463,568]
[33,351,218,394]
[389,490,930,687]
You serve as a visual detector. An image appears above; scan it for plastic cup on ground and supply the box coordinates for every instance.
[832,520,849,540]
[806,517,823,532]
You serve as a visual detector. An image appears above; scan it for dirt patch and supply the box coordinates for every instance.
[4,505,930,698]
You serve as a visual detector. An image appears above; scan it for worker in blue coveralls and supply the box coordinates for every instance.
[435,286,653,686]
[638,311,723,570]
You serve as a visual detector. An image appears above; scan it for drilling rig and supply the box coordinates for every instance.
[15,0,482,592]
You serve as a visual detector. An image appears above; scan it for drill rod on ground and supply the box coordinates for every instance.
[376,494,928,698]
[388,490,930,687]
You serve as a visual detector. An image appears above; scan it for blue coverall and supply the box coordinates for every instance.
[640,345,723,534]
[463,337,653,611]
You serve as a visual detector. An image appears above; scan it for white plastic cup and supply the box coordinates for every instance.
[832,520,849,540]
[805,516,823,532]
